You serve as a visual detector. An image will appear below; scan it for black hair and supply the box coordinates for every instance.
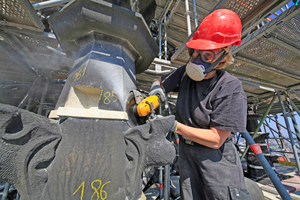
[188,48,194,57]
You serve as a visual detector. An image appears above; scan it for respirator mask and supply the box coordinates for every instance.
[186,49,228,81]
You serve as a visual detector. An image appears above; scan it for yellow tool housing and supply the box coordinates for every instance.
[136,95,160,117]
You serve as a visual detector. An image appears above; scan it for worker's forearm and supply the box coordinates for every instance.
[175,122,230,149]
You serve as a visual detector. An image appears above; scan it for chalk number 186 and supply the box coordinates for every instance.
[73,179,111,200]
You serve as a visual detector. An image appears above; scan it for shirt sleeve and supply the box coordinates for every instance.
[161,65,186,93]
[210,80,247,133]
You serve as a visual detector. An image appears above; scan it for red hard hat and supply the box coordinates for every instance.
[186,9,242,51]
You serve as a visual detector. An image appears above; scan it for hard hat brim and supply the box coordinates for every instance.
[186,39,241,51]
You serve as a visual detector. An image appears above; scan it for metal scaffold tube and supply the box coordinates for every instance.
[159,166,164,199]
[264,117,290,160]
[164,16,168,60]
[17,77,41,109]
[164,165,170,200]
[285,92,300,141]
[159,104,164,199]
[263,121,282,149]
[241,93,277,159]
[37,78,49,115]
[192,0,198,27]
[276,90,300,174]
[184,0,192,36]
[289,97,300,116]
[242,131,292,200]
[165,0,181,26]
[159,22,162,59]
[32,0,70,10]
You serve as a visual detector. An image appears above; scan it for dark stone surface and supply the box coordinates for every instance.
[48,0,158,74]
[0,104,175,199]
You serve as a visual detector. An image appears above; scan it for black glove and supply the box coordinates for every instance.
[149,81,166,102]
[154,115,178,133]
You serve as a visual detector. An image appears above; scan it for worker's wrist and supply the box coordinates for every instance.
[150,80,161,90]
[149,81,166,102]
[171,120,178,133]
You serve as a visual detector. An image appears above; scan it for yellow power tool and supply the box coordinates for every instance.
[136,95,160,117]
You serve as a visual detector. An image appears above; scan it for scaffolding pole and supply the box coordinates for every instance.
[264,119,290,161]
[37,78,49,115]
[32,0,70,10]
[276,90,300,174]
[184,0,192,36]
[285,92,300,142]
[289,97,300,116]
[159,22,162,59]
[242,131,292,200]
[164,16,168,60]
[241,93,277,159]
[17,77,41,109]
[275,115,291,161]
[192,0,198,27]
[263,121,283,150]
[164,165,170,200]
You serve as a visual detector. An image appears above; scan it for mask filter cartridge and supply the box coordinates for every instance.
[186,57,210,81]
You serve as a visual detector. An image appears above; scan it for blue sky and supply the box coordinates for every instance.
[264,112,300,139]
[269,1,297,20]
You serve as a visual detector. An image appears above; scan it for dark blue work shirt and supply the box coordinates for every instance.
[161,65,247,133]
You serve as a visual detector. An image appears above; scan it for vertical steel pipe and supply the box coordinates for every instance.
[37,78,49,115]
[285,93,300,141]
[164,165,170,200]
[192,0,198,27]
[184,0,192,35]
[159,166,164,199]
[159,22,162,59]
[164,16,168,60]
[275,114,290,161]
[276,90,300,173]
[158,103,164,200]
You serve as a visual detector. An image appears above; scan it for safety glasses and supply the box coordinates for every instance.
[193,46,231,63]
[198,50,226,63]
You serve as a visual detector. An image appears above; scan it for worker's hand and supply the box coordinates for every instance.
[150,115,178,133]
[149,80,166,102]
[124,115,176,167]
[148,115,177,134]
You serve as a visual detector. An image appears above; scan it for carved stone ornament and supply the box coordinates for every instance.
[0,104,176,199]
